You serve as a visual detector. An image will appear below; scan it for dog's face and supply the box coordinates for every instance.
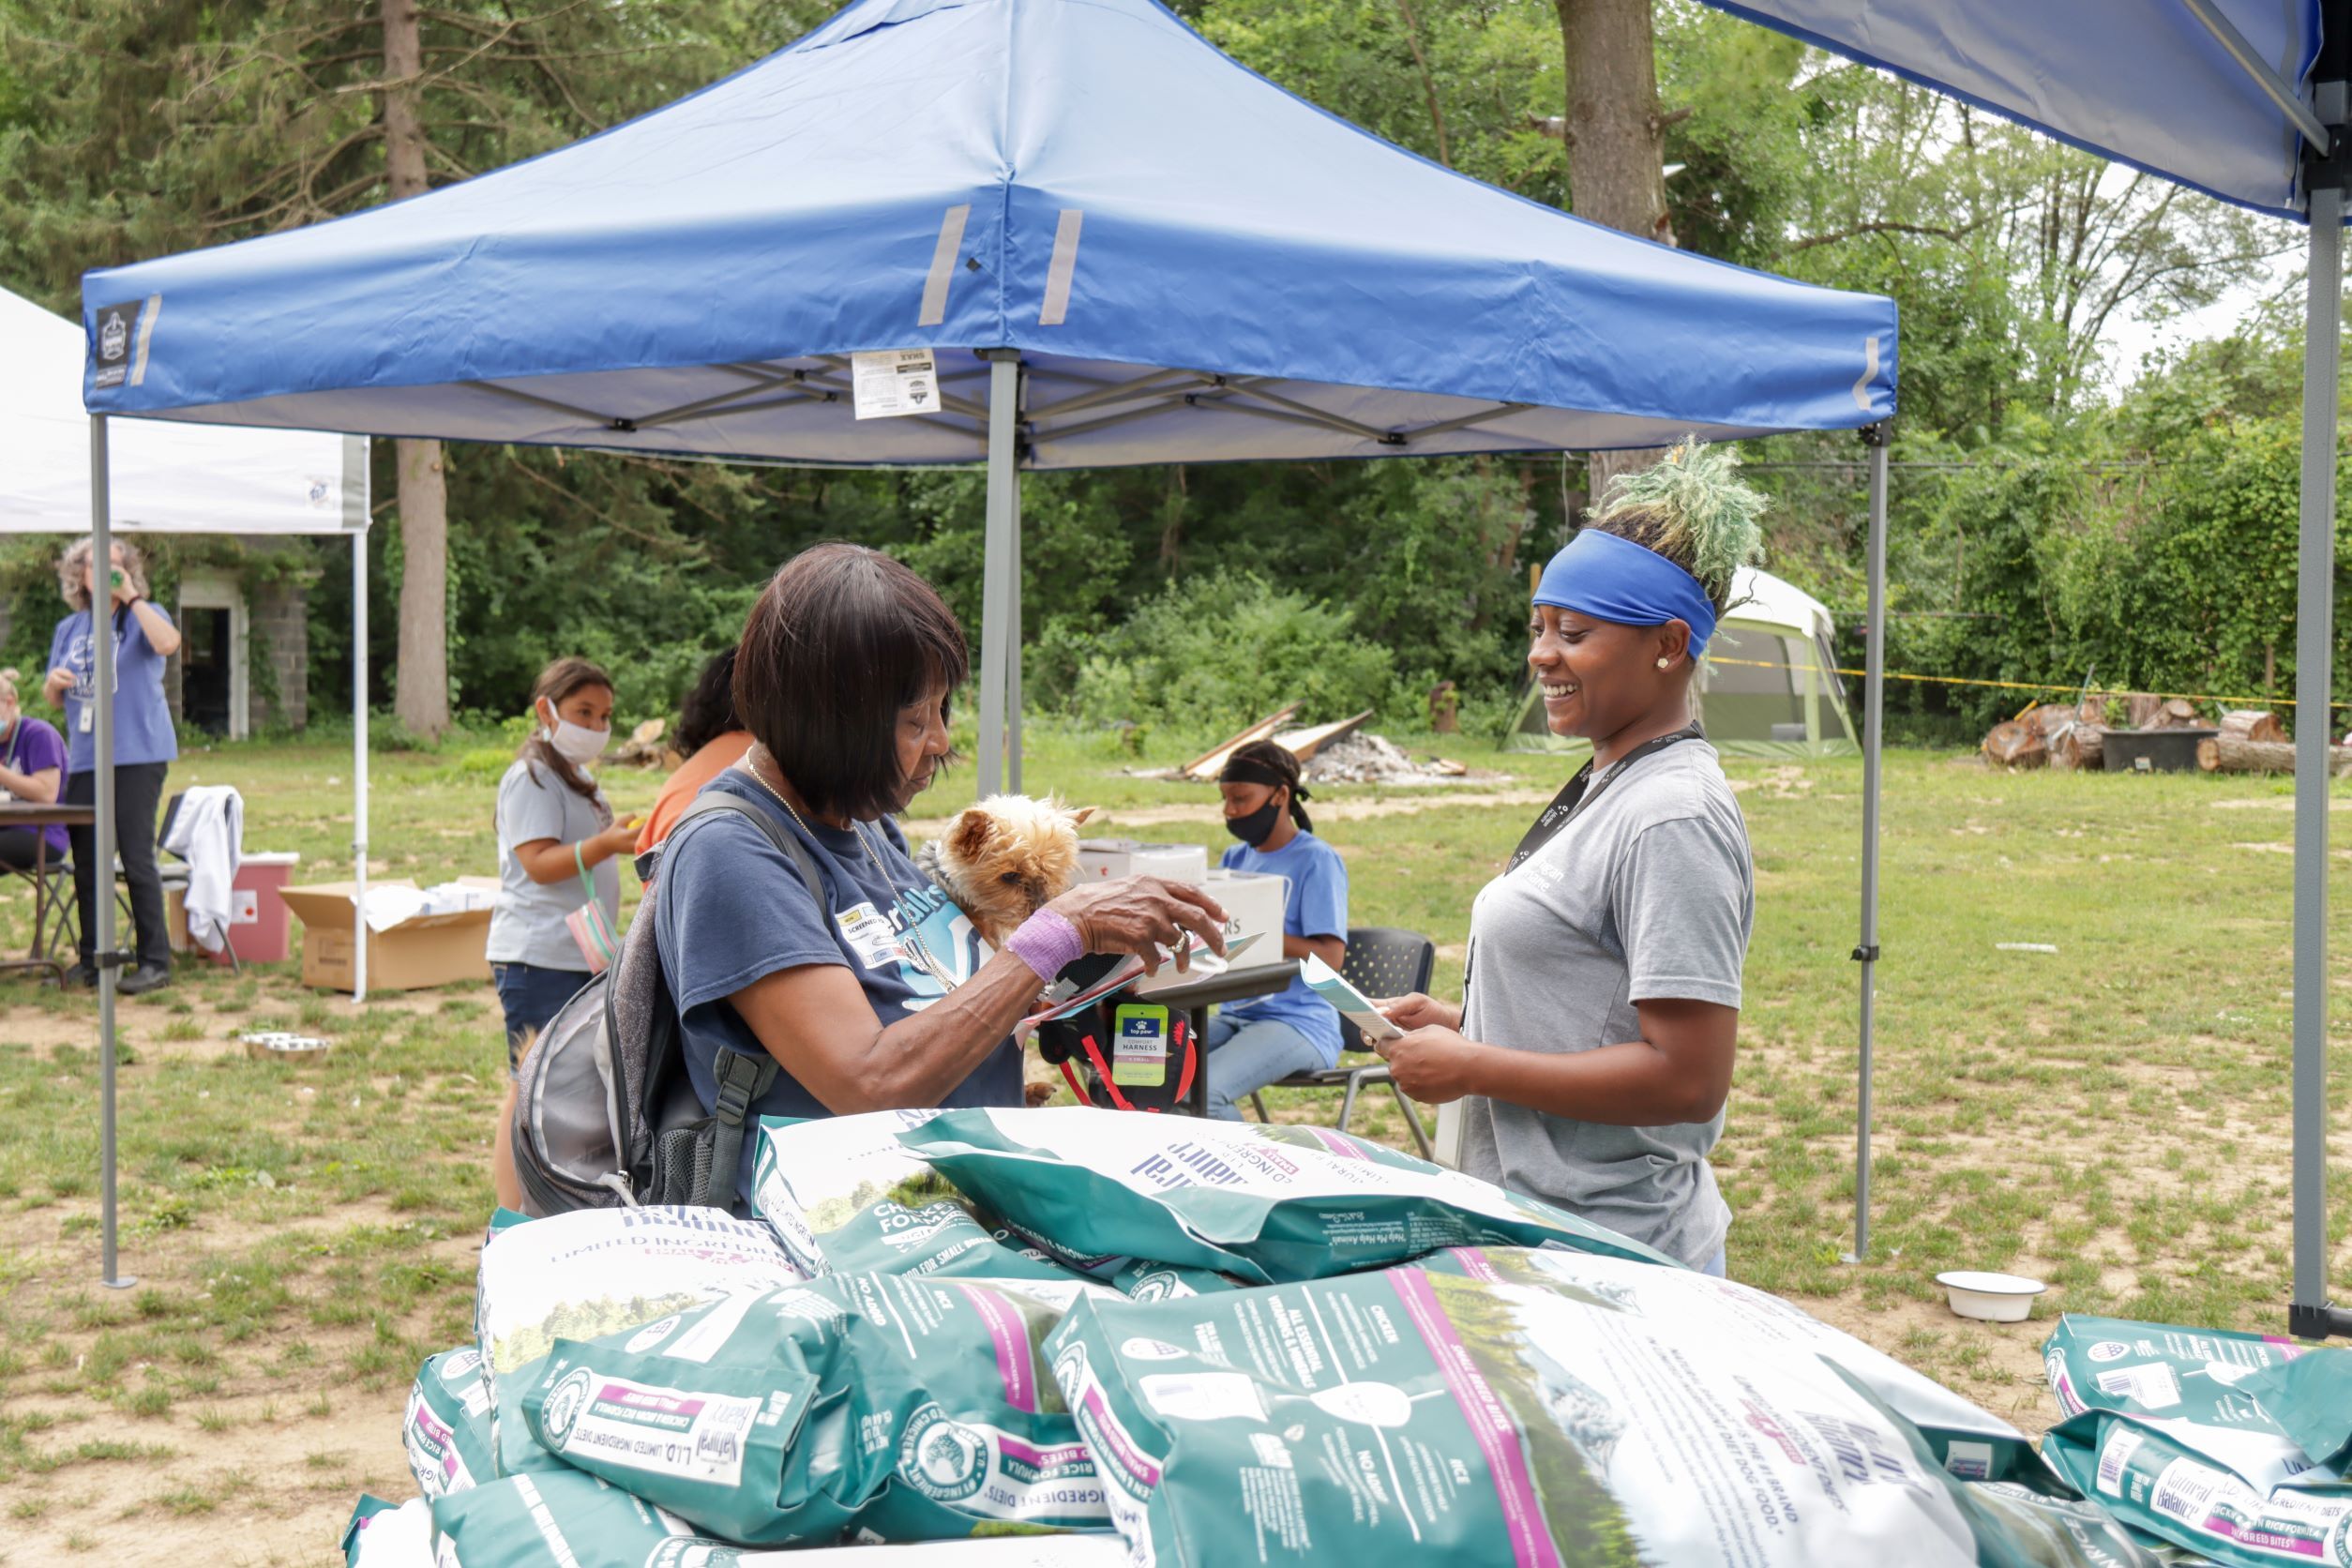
[932,795,1095,942]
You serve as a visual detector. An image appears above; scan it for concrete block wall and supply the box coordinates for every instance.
[251,579,308,732]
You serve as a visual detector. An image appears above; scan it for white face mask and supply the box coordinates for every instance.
[539,703,609,766]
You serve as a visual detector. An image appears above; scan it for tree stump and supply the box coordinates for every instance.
[1983,721,2047,768]
[2207,734,2352,775]
[2219,709,2285,746]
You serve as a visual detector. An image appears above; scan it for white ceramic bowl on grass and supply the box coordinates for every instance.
[1936,1271,2045,1322]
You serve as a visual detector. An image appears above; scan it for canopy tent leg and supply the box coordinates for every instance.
[354,521,370,1006]
[90,414,134,1289]
[1846,420,1890,1266]
[2289,169,2352,1340]
[975,351,1021,795]
[1009,484,1023,795]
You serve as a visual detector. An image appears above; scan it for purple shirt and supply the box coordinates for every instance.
[0,716,70,853]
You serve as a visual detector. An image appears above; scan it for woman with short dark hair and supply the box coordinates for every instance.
[656,542,1227,1210]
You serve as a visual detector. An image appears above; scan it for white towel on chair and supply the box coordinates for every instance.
[162,785,244,954]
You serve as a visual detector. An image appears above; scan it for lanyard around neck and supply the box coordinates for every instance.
[1502,722,1704,875]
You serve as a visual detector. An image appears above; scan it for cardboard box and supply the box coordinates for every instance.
[1077,838,1208,885]
[1203,868,1289,971]
[277,879,498,993]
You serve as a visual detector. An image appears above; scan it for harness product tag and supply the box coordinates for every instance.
[1109,1003,1171,1088]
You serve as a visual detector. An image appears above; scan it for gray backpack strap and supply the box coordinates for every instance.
[656,792,826,1206]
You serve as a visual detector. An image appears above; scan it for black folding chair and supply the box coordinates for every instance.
[1246,926,1438,1159]
[117,791,239,973]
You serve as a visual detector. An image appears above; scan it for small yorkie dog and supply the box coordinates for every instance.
[914,795,1096,948]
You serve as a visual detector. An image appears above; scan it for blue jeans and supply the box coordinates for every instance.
[491,960,591,1070]
[1202,1013,1327,1121]
[1699,1244,1727,1278]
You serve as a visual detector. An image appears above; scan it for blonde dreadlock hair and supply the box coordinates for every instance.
[1591,439,1769,614]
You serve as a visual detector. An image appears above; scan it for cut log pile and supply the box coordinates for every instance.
[1981,698,2330,775]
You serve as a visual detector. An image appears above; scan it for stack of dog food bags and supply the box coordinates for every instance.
[2041,1315,2352,1566]
[351,1107,2166,1566]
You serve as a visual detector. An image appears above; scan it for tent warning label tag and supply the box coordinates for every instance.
[851,348,940,419]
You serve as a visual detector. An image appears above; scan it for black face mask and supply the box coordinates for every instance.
[1226,799,1281,848]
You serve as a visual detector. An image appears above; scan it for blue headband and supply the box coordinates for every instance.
[1532,529,1719,655]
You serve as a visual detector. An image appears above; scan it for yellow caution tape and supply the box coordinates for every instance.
[1701,656,2347,714]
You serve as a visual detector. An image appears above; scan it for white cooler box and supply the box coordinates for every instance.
[1203,867,1288,972]
[1078,837,1208,885]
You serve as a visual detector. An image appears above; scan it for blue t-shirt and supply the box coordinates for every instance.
[48,605,179,773]
[1218,829,1349,1063]
[654,770,1019,1209]
[0,716,70,853]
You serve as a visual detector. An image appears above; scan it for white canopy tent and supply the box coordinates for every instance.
[1,283,371,1289]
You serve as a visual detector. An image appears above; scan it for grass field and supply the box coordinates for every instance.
[2,722,2348,1562]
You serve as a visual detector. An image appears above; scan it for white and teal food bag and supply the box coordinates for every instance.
[1418,1247,2037,1483]
[430,1470,1130,1568]
[897,1107,1674,1283]
[1045,1267,2161,1568]
[518,1270,1118,1545]
[475,1206,807,1478]
[402,1347,497,1499]
[752,1111,1073,1282]
[342,1494,433,1568]
[2042,1316,2352,1566]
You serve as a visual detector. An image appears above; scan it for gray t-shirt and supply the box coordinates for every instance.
[1458,739,1754,1268]
[486,757,619,970]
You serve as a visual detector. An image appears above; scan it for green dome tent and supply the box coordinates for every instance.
[1503,566,1855,757]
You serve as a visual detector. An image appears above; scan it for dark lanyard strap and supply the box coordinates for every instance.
[1502,721,1706,875]
[1465,722,1704,1024]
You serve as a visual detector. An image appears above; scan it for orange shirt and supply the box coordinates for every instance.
[636,731,756,857]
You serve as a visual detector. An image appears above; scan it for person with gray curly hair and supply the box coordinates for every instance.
[41,535,182,993]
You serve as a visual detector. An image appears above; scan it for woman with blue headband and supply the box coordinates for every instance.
[1376,440,1762,1274]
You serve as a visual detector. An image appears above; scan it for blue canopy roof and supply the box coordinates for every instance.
[1704,0,2324,221]
[82,0,1894,469]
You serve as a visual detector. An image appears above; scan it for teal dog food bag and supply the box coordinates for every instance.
[898,1107,1675,1285]
[1045,1267,2154,1568]
[752,1112,1072,1283]
[402,1346,497,1500]
[521,1271,1118,1545]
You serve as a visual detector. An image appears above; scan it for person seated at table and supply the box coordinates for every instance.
[0,668,69,873]
[1203,739,1349,1119]
[636,647,754,860]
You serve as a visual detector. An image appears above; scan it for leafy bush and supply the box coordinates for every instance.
[1068,570,1396,732]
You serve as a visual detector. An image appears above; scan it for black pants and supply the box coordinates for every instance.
[66,762,171,968]
[0,827,49,872]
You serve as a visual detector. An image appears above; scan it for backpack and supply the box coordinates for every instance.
[506,792,822,1215]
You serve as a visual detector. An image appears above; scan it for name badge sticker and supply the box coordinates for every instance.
[837,901,906,971]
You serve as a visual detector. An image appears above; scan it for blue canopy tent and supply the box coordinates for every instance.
[74,0,1896,1284]
[1702,0,2349,1334]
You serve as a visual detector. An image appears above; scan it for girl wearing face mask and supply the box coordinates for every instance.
[485,656,642,1064]
[1375,440,1761,1275]
[0,667,70,872]
[1203,739,1349,1119]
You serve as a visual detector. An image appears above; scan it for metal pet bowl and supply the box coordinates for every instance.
[242,1032,332,1063]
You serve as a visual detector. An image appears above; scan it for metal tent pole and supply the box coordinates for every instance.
[1009,472,1024,796]
[1847,419,1891,1265]
[354,521,370,1005]
[91,414,133,1289]
[975,350,1021,796]
[2290,144,2351,1339]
